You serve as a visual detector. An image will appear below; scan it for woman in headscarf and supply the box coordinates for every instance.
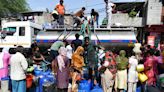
[71,46,85,92]
[144,50,160,92]
[72,46,85,73]
[52,47,70,92]
[0,47,11,92]
[0,47,11,79]
[99,51,117,92]
[115,50,128,92]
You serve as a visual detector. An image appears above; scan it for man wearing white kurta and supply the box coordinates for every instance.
[10,46,28,92]
[128,56,138,92]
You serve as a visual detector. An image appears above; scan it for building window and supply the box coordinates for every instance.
[19,27,25,36]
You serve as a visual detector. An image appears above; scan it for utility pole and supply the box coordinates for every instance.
[104,0,108,18]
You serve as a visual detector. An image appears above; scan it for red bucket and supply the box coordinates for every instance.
[26,74,33,88]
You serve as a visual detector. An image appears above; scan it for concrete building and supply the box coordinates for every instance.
[64,14,74,28]
[21,11,53,25]
[146,0,163,25]
[105,0,164,45]
[0,11,54,28]
[0,17,18,28]
[111,13,143,27]
[145,0,164,46]
[109,0,163,26]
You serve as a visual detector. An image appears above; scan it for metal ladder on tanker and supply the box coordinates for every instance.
[79,19,101,45]
[56,18,101,45]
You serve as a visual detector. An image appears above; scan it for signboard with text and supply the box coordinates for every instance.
[147,36,155,47]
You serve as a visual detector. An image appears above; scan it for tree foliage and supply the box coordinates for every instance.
[0,0,29,17]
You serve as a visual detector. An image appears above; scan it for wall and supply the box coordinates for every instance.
[34,12,53,25]
[162,6,164,23]
[64,14,74,28]
[146,0,163,25]
[111,13,143,27]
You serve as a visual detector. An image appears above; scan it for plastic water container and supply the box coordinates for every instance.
[137,64,144,72]
[136,86,141,92]
[26,74,33,88]
[78,80,91,92]
[83,67,89,79]
[47,74,56,83]
[34,68,43,76]
[39,76,49,92]
[42,71,50,76]
[91,85,103,92]
[1,77,9,92]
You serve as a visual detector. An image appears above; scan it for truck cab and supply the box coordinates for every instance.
[0,21,43,49]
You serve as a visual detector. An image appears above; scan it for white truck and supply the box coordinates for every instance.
[0,21,43,49]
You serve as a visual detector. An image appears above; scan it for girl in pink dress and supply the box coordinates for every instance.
[0,47,11,80]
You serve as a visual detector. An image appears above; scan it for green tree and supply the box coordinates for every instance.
[0,0,29,17]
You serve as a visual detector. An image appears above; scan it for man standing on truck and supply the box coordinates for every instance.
[74,7,86,27]
[91,9,99,28]
[55,0,65,27]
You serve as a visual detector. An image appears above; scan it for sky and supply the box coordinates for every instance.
[27,0,145,12]
[27,0,105,12]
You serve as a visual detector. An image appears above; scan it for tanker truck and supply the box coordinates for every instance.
[0,21,137,52]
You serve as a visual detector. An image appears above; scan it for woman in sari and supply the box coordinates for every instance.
[52,47,70,92]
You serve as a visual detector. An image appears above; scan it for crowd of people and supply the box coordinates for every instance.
[0,0,164,92]
[47,37,164,92]
[0,32,164,92]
